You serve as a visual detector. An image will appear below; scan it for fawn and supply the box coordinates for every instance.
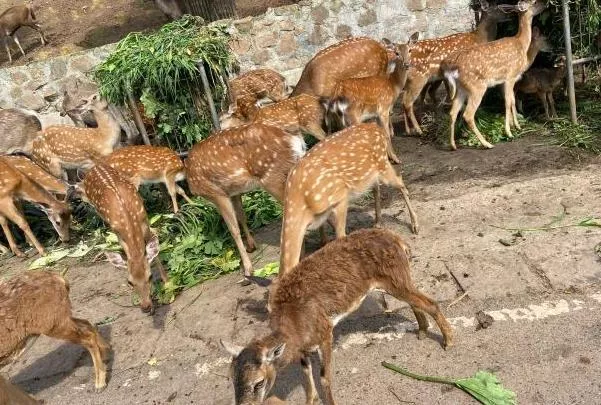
[221,228,453,405]
[0,271,110,391]
[103,145,193,213]
[440,0,547,150]
[279,122,419,276]
[516,56,566,119]
[83,163,166,313]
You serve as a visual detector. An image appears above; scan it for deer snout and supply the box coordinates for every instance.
[140,299,154,315]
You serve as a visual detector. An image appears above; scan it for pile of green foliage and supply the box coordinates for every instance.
[94,16,235,150]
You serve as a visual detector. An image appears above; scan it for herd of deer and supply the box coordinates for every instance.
[0,0,577,403]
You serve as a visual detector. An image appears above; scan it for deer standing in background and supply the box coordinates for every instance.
[279,122,419,276]
[0,108,41,154]
[291,37,391,97]
[325,33,419,164]
[32,96,121,179]
[103,145,193,213]
[0,271,110,391]
[0,159,71,257]
[0,4,47,63]
[185,123,307,278]
[220,93,327,142]
[83,163,165,314]
[516,56,566,119]
[402,1,510,135]
[221,229,452,405]
[441,0,547,150]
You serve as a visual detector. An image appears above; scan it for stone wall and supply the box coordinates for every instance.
[0,0,474,123]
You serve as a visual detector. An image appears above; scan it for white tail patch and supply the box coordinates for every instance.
[443,69,459,100]
[289,136,307,160]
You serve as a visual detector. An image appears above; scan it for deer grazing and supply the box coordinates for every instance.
[291,37,391,97]
[220,93,327,142]
[103,145,193,213]
[32,96,121,179]
[440,0,547,150]
[324,33,419,164]
[83,163,165,313]
[402,1,510,135]
[0,271,110,391]
[185,123,306,277]
[516,56,566,119]
[0,158,71,257]
[0,108,41,154]
[221,228,453,405]
[0,4,47,64]
[279,122,419,275]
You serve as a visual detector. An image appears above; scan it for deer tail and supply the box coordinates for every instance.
[441,64,459,100]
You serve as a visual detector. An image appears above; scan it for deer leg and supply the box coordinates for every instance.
[511,95,521,129]
[279,209,314,275]
[448,92,465,151]
[3,37,13,64]
[412,307,430,340]
[318,330,337,405]
[176,185,194,205]
[164,177,180,214]
[463,89,493,149]
[548,92,557,118]
[503,83,514,138]
[380,165,418,234]
[1,199,45,256]
[11,34,25,57]
[0,215,24,257]
[33,24,47,45]
[329,199,349,239]
[212,195,253,276]
[232,194,256,253]
[382,113,401,164]
[0,242,8,254]
[403,77,427,135]
[538,91,550,119]
[300,354,319,405]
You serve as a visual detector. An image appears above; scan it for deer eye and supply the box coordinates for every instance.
[127,280,133,287]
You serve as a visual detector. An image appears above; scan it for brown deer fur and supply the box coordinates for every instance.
[0,5,46,64]
[291,37,389,97]
[2,155,69,197]
[441,0,547,150]
[402,3,509,135]
[0,271,109,391]
[0,108,41,155]
[221,228,453,405]
[279,122,419,276]
[83,163,165,313]
[0,159,71,257]
[185,123,306,277]
[220,94,327,142]
[32,97,121,179]
[0,375,40,404]
[103,145,193,213]
[516,53,566,119]
[227,69,290,121]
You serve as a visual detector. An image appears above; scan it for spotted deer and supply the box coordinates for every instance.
[325,33,419,164]
[2,155,69,197]
[185,123,307,277]
[102,145,193,213]
[402,1,510,135]
[0,158,71,257]
[291,37,391,97]
[83,163,166,313]
[441,0,547,150]
[516,56,566,119]
[0,4,47,64]
[32,96,121,179]
[0,271,110,391]
[220,93,327,142]
[221,228,453,405]
[0,108,41,155]
[279,122,419,276]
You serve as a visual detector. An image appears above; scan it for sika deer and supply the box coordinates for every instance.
[103,145,193,213]
[291,37,390,97]
[2,155,69,197]
[185,123,306,277]
[441,0,547,150]
[279,122,419,275]
[220,94,327,142]
[325,33,419,164]
[0,271,110,391]
[32,96,121,179]
[0,108,41,154]
[516,56,566,119]
[83,163,166,313]
[0,159,71,257]
[0,4,46,64]
[221,228,453,405]
[402,1,510,135]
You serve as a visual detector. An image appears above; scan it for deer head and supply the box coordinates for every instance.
[38,203,72,243]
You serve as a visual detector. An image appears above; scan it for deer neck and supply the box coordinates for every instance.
[475,14,498,42]
[93,108,121,147]
[389,65,407,99]
[19,177,66,212]
[515,11,535,52]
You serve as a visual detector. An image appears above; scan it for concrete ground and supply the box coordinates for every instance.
[1,134,601,404]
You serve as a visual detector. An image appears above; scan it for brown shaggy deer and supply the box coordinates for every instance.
[0,108,41,155]
[278,122,419,276]
[0,271,110,391]
[0,4,47,64]
[440,0,547,150]
[516,56,566,119]
[221,228,453,405]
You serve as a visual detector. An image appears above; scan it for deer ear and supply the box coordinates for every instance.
[106,251,127,269]
[381,37,392,45]
[408,32,420,44]
[146,236,160,263]
[266,343,286,363]
[220,339,244,357]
